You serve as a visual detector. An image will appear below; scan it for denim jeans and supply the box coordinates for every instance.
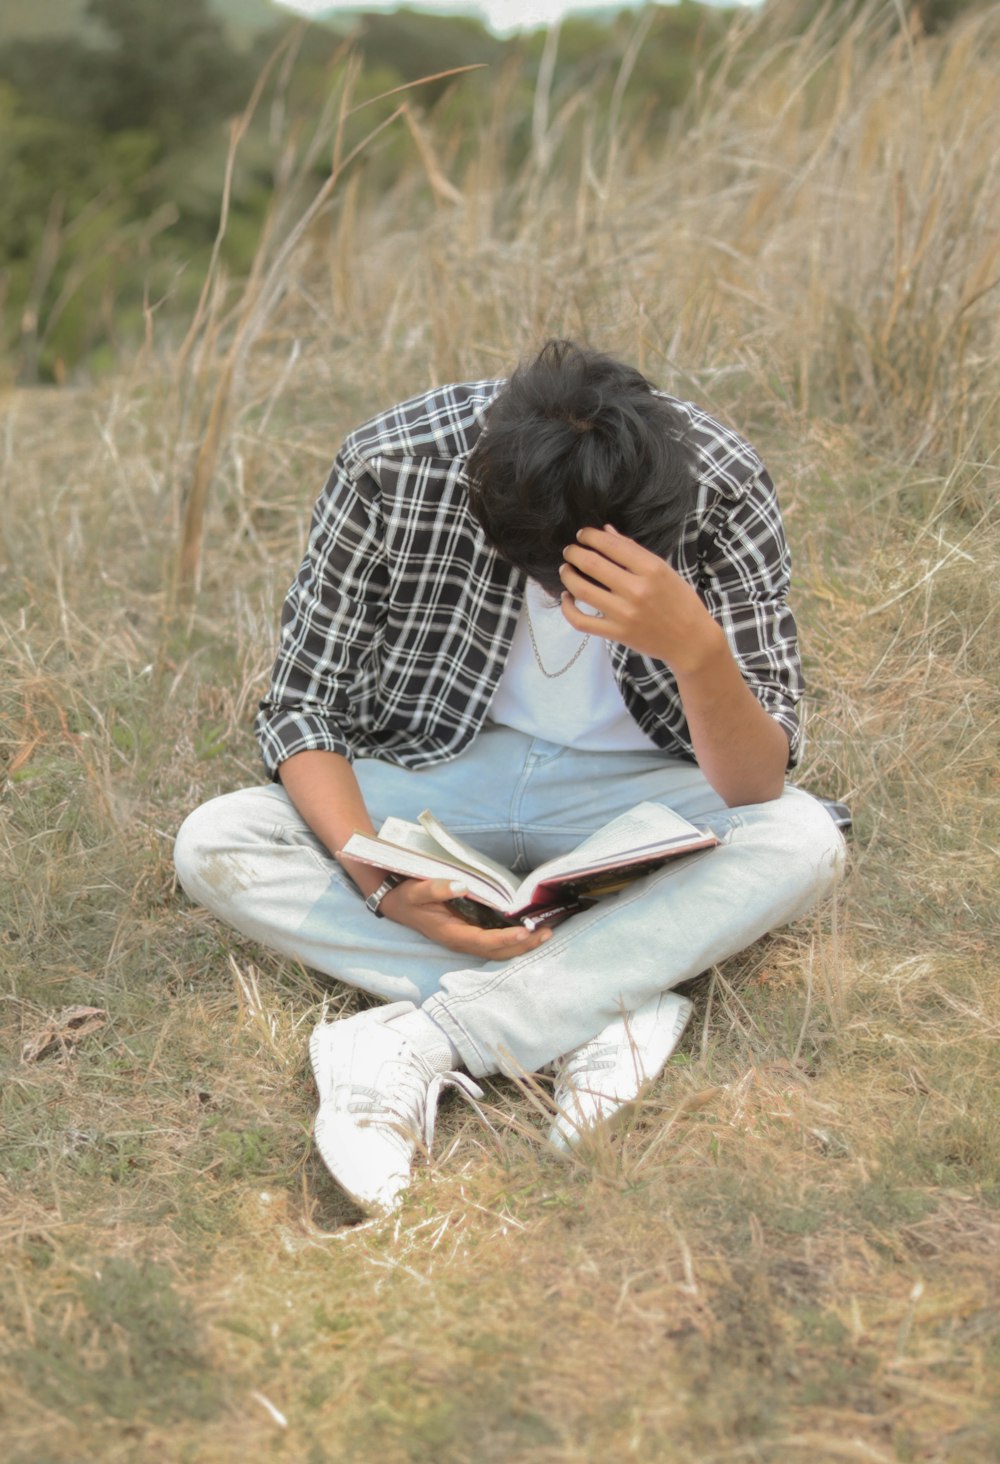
[173,724,846,1078]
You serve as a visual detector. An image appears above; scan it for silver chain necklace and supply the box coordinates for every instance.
[524,598,591,678]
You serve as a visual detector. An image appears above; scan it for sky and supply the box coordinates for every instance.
[275,1,753,39]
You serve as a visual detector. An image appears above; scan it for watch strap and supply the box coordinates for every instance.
[365,873,403,918]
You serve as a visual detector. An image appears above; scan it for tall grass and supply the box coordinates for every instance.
[2,5,998,1461]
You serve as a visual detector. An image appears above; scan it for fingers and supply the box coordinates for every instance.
[421,904,552,958]
[560,543,632,596]
[451,922,553,959]
[558,561,618,617]
[560,590,614,637]
[388,879,553,957]
[574,524,656,569]
[407,877,472,906]
[559,529,668,624]
[428,891,550,953]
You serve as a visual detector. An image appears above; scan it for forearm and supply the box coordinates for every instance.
[278,748,552,960]
[277,748,385,899]
[673,623,789,807]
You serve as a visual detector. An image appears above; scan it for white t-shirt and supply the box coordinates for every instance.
[488,581,659,751]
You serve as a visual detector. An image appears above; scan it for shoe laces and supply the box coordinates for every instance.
[553,1037,618,1101]
[554,1020,652,1104]
[348,1053,484,1156]
[422,1070,485,1151]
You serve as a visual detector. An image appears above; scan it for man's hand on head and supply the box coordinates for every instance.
[560,525,789,806]
[559,525,725,674]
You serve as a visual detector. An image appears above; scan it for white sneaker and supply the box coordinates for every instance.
[309,1001,482,1214]
[547,991,694,1151]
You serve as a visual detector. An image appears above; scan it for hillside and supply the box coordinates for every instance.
[0,0,290,49]
[0,0,728,383]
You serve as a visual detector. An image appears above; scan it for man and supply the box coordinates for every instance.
[174,340,845,1214]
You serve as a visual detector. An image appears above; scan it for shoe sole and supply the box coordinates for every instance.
[310,1028,387,1213]
[308,1003,419,1214]
[313,1104,406,1215]
[309,1023,335,1098]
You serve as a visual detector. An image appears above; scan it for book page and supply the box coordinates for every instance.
[345,803,715,916]
[375,817,455,861]
[417,810,520,901]
[515,802,715,899]
[340,828,515,908]
[374,817,515,891]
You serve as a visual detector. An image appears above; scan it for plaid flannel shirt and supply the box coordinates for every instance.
[256,379,804,776]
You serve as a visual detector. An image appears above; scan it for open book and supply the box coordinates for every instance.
[341,801,718,929]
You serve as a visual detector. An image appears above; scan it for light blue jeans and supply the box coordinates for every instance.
[173,724,846,1078]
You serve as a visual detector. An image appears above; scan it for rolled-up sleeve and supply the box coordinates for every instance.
[698,469,804,767]
[255,452,388,777]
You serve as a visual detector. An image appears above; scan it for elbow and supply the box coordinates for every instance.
[720,774,786,809]
[714,746,790,808]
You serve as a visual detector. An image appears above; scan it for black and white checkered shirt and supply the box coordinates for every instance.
[256,380,804,776]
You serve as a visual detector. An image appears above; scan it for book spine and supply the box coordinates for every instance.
[519,898,593,932]
[449,896,592,931]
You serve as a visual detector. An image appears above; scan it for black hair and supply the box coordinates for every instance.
[466,339,697,597]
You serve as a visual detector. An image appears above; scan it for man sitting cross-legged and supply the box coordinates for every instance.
[174,340,846,1213]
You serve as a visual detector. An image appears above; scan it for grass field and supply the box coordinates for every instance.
[1,5,998,1461]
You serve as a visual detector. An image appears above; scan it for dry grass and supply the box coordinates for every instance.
[1,5,998,1461]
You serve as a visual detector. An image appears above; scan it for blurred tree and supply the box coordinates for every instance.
[0,81,166,380]
[0,2,737,380]
[0,0,269,379]
[769,0,988,35]
[911,0,988,30]
[84,0,255,141]
[0,39,106,126]
[358,7,504,81]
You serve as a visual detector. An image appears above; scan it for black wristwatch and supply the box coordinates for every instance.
[365,873,403,918]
